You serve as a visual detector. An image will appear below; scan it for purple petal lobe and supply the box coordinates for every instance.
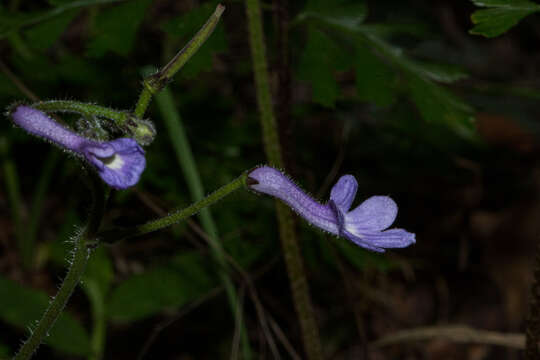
[342,229,386,253]
[81,138,145,189]
[347,196,398,231]
[330,175,357,211]
[247,165,416,253]
[361,229,416,248]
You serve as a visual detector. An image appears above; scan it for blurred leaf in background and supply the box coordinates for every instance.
[0,275,91,356]
[295,0,476,140]
[469,0,540,38]
[86,0,153,57]
[107,251,217,322]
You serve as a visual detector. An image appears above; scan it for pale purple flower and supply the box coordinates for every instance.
[10,105,145,189]
[247,166,415,252]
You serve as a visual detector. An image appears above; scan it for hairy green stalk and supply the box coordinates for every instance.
[155,88,252,358]
[134,3,225,118]
[100,173,248,242]
[13,231,89,360]
[244,0,323,359]
[33,100,156,145]
[34,100,130,124]
[12,177,108,360]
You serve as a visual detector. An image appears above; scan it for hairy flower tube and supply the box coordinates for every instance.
[10,105,146,189]
[247,166,415,252]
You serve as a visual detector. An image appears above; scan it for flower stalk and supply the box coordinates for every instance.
[99,172,248,242]
[244,0,324,358]
[33,100,156,145]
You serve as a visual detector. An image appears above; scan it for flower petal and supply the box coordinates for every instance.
[342,229,386,253]
[361,228,416,248]
[346,196,398,232]
[329,175,357,211]
[82,138,145,189]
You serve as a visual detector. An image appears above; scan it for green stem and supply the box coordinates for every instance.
[13,235,89,360]
[33,100,130,125]
[33,100,156,145]
[133,3,225,118]
[12,176,108,360]
[101,173,248,242]
[244,0,324,359]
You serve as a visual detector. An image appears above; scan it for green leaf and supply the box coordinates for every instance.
[0,275,91,355]
[107,252,217,322]
[86,0,152,57]
[355,45,396,107]
[302,0,367,30]
[24,10,78,51]
[161,2,227,78]
[298,26,351,107]
[0,0,123,39]
[408,61,468,84]
[407,74,476,140]
[469,0,540,38]
[296,12,477,139]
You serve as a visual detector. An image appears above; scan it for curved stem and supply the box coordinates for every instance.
[100,173,248,242]
[245,0,324,359]
[33,100,129,124]
[13,232,89,360]
[12,176,108,360]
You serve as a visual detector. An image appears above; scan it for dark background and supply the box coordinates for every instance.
[1,0,539,359]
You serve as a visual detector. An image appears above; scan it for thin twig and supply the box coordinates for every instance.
[230,286,246,360]
[0,60,39,101]
[370,325,525,349]
[134,190,285,358]
[267,312,302,360]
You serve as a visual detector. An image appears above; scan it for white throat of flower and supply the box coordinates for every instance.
[103,154,125,170]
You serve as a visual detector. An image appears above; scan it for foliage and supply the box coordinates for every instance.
[470,0,540,37]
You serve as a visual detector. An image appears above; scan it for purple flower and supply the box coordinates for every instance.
[247,166,415,252]
[10,105,145,189]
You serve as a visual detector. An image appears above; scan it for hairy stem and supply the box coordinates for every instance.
[13,231,89,360]
[100,173,248,242]
[12,176,108,360]
[244,0,323,359]
[34,100,129,124]
[133,4,225,118]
